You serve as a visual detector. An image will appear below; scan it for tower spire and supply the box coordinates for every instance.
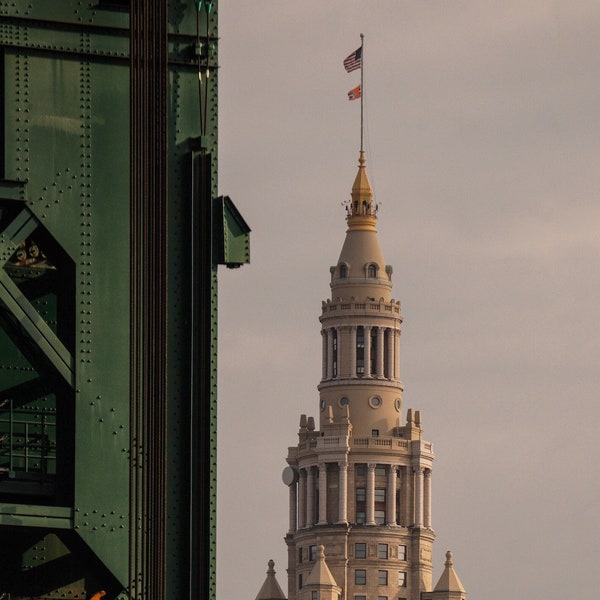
[347,150,376,231]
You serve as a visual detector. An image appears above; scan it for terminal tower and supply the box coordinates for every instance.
[254,152,467,600]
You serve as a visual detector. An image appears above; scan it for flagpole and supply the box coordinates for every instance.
[360,33,364,153]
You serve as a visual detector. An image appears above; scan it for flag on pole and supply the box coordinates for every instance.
[343,47,362,72]
[347,85,361,101]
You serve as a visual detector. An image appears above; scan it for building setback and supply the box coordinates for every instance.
[256,152,467,600]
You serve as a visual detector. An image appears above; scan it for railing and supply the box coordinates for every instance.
[0,402,57,477]
[352,437,409,450]
[322,301,401,314]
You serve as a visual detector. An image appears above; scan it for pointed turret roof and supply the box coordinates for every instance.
[331,151,392,302]
[433,551,466,593]
[304,545,339,588]
[254,559,286,600]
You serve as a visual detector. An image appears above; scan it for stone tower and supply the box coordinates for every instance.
[277,152,466,600]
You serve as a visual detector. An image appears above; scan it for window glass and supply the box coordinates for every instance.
[355,569,367,585]
[355,543,367,559]
[378,570,388,585]
[356,488,366,502]
[356,464,365,477]
[375,488,386,503]
[398,571,407,587]
[309,545,317,561]
[377,543,388,559]
[398,545,407,560]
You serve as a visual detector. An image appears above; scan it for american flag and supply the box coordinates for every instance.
[343,47,362,73]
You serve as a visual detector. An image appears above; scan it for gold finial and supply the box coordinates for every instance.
[347,151,376,231]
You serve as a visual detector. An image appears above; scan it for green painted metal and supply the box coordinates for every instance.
[0,1,239,598]
[217,195,251,267]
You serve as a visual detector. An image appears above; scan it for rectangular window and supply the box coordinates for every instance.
[356,326,365,374]
[356,464,366,477]
[355,569,366,585]
[372,428,380,437]
[378,570,388,586]
[355,597,367,600]
[355,487,366,524]
[377,543,388,559]
[309,545,317,561]
[311,592,318,600]
[299,574,303,589]
[370,328,377,373]
[398,571,407,587]
[378,597,388,600]
[299,547,303,563]
[398,544,407,561]
[332,330,338,377]
[375,466,386,477]
[374,487,386,524]
[355,543,367,559]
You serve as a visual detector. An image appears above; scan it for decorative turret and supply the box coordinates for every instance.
[254,559,286,600]
[302,546,342,600]
[422,551,467,600]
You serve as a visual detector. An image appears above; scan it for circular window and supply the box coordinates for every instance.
[339,396,350,407]
[369,396,382,409]
[394,398,401,412]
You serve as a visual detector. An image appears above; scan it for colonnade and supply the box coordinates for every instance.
[287,462,431,532]
[322,325,400,380]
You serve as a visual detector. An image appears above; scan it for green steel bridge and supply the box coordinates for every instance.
[0,1,248,598]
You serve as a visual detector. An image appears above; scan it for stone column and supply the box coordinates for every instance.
[349,326,357,378]
[386,328,394,379]
[386,465,397,525]
[306,467,315,527]
[424,469,432,529]
[366,463,376,525]
[394,329,400,380]
[298,469,306,529]
[376,327,385,378]
[321,329,327,380]
[337,461,348,524]
[318,462,328,525]
[289,479,297,532]
[326,329,333,380]
[414,466,424,527]
[364,325,372,377]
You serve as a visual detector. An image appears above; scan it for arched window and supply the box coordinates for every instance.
[367,264,377,278]
[340,264,348,278]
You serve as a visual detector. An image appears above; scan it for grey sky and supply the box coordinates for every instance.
[217,3,600,599]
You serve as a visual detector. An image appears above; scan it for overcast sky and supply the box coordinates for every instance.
[216,3,600,599]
